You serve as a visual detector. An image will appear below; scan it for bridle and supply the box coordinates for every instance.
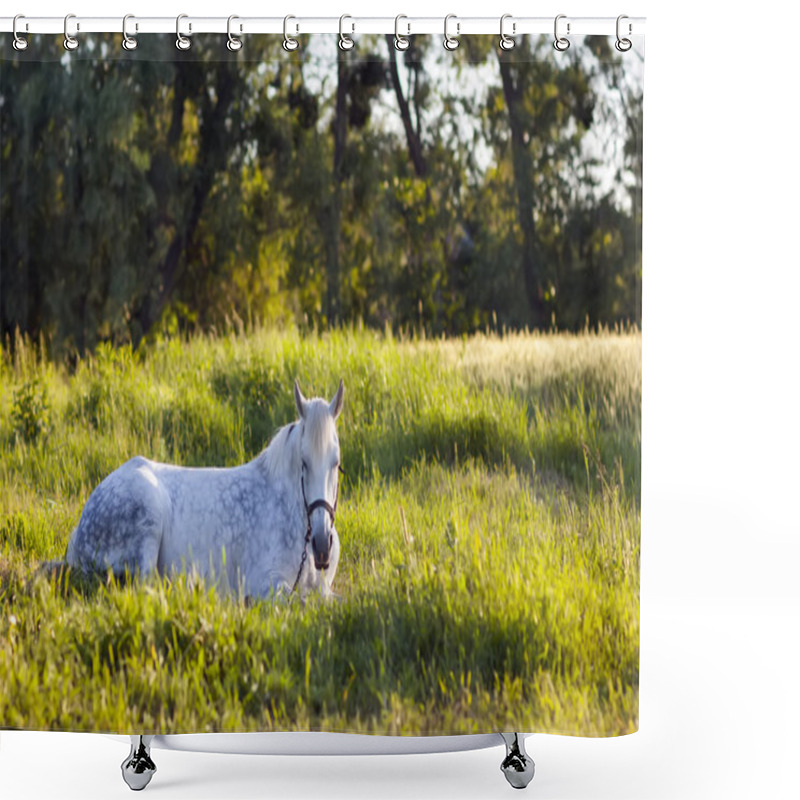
[290,462,343,593]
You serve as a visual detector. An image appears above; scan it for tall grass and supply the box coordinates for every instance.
[0,326,640,735]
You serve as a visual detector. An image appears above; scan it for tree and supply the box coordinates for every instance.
[385,35,427,179]
[0,33,642,352]
[131,59,241,345]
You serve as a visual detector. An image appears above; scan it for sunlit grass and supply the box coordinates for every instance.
[0,325,640,735]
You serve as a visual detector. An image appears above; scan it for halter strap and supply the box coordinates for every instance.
[306,497,336,522]
[301,472,338,522]
[290,468,341,593]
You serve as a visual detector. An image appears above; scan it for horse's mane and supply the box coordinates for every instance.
[254,400,336,481]
[255,421,300,480]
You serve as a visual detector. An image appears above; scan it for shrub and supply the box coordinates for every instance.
[11,377,51,443]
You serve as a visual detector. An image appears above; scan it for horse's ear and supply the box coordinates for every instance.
[294,380,308,420]
[329,379,345,420]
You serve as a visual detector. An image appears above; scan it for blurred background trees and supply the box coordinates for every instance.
[0,34,642,356]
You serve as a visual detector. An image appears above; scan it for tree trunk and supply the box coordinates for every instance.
[385,37,427,178]
[324,58,349,325]
[497,50,548,329]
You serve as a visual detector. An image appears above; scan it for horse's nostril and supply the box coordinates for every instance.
[328,533,333,550]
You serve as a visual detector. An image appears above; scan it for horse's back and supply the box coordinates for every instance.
[151,460,281,590]
[66,456,170,575]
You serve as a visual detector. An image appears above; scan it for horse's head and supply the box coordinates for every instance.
[294,379,344,571]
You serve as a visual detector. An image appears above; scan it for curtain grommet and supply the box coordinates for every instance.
[499,14,516,51]
[121,14,138,51]
[227,15,243,52]
[64,13,79,51]
[394,14,410,51]
[12,15,29,51]
[176,13,191,51]
[615,15,632,52]
[553,14,570,51]
[282,15,299,51]
[444,14,460,51]
[338,14,355,51]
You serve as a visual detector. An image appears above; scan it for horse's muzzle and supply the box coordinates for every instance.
[313,554,330,571]
[311,533,333,571]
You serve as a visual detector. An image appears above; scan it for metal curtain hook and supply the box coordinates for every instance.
[12,14,29,51]
[615,14,632,52]
[176,13,191,51]
[227,15,243,51]
[283,15,299,51]
[338,14,354,51]
[553,14,570,51]
[499,13,515,51]
[394,14,410,51]
[443,14,459,51]
[121,14,138,51]
[64,13,79,51]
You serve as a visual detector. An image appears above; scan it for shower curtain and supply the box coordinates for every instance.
[0,25,643,738]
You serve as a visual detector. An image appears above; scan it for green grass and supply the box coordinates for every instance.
[0,325,640,736]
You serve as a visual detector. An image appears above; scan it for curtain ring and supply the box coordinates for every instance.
[283,15,299,51]
[12,14,29,51]
[121,14,138,51]
[553,14,570,51]
[394,14,410,51]
[64,13,79,51]
[227,15,243,51]
[338,14,354,51]
[443,14,459,51]
[499,14,515,51]
[615,14,632,52]
[176,13,191,51]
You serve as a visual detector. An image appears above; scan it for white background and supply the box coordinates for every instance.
[3,1,799,798]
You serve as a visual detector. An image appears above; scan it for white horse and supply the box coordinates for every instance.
[66,380,344,599]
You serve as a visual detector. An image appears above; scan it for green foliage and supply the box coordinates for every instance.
[1,35,642,354]
[10,376,50,443]
[0,326,639,734]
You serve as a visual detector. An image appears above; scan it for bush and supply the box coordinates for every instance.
[11,377,51,443]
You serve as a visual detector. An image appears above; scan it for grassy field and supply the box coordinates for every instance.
[0,326,640,736]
